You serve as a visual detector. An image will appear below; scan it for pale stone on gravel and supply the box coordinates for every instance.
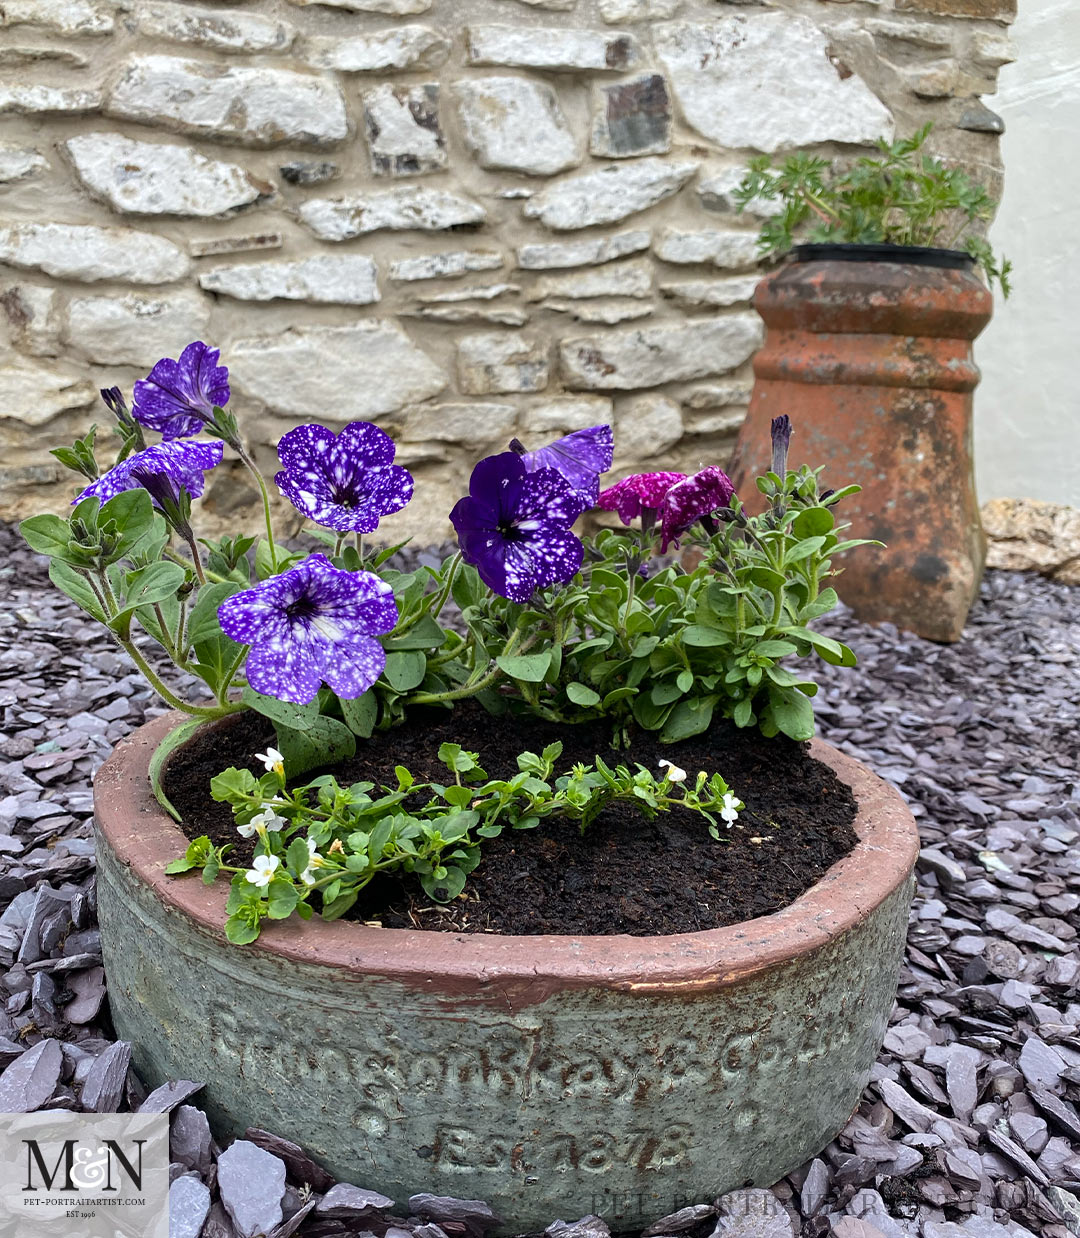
[402,403,518,446]
[107,56,348,146]
[714,1189,795,1238]
[600,0,681,19]
[654,16,894,153]
[231,323,447,418]
[135,2,294,53]
[0,361,95,426]
[458,334,549,395]
[561,315,762,389]
[1,285,60,356]
[0,85,102,114]
[199,255,379,304]
[217,1140,285,1238]
[0,144,48,183]
[614,394,683,460]
[0,0,112,37]
[982,498,1080,586]
[466,25,639,72]
[65,134,272,216]
[0,222,190,283]
[529,258,653,301]
[390,251,503,281]
[655,228,761,269]
[169,1176,211,1238]
[65,291,211,365]
[660,276,759,309]
[522,158,697,230]
[300,188,485,240]
[517,231,650,270]
[307,27,449,72]
[455,78,579,176]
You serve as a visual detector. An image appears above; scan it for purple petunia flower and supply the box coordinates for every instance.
[132,342,231,440]
[658,466,737,553]
[217,554,399,705]
[514,425,613,510]
[450,452,584,604]
[275,422,414,535]
[597,471,688,525]
[74,439,223,512]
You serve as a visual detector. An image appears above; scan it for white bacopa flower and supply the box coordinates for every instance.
[237,808,287,839]
[256,747,285,774]
[300,839,322,887]
[658,759,687,783]
[720,792,741,825]
[245,855,280,888]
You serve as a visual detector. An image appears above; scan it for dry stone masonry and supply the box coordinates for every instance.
[0,0,1013,541]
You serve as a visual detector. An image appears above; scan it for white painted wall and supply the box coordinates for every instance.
[976,1,1080,508]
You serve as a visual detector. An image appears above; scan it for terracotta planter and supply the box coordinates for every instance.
[94,712,919,1232]
[729,244,994,643]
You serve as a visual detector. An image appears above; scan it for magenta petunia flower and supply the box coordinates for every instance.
[275,422,413,535]
[132,342,230,441]
[597,471,688,525]
[450,452,584,604]
[217,554,399,705]
[658,466,737,553]
[74,440,223,511]
[516,425,613,510]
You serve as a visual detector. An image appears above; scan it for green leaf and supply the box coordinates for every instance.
[750,565,786,592]
[242,687,320,732]
[753,639,799,658]
[267,879,300,920]
[384,614,447,651]
[784,536,827,565]
[275,715,356,779]
[19,514,72,558]
[676,668,694,693]
[165,856,197,875]
[497,650,553,683]
[149,718,206,822]
[792,507,835,538]
[780,626,856,667]
[108,561,187,632]
[286,837,312,877]
[187,582,243,645]
[225,915,261,946]
[660,696,717,743]
[382,650,427,692]
[682,625,732,648]
[566,682,601,707]
[47,561,106,623]
[769,686,815,741]
[321,891,359,921]
[341,692,378,738]
[733,697,754,728]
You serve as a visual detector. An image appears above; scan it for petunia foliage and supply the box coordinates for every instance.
[24,344,873,838]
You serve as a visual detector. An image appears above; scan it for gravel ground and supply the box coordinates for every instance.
[1,520,1079,1238]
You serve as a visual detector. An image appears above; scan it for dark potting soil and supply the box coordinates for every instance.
[164,700,858,936]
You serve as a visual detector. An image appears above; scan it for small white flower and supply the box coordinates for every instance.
[256,747,285,775]
[237,808,287,839]
[245,855,280,888]
[720,792,741,825]
[658,759,687,784]
[300,839,322,887]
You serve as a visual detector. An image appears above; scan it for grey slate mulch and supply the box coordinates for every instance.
[1,519,1078,1238]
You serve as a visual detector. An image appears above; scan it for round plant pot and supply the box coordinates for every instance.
[728,245,993,644]
[95,712,919,1233]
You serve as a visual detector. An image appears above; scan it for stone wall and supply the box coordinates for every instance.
[0,0,1014,543]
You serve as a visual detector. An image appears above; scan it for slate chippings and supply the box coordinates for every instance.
[1,519,1078,1238]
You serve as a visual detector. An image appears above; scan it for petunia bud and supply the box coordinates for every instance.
[771,415,792,478]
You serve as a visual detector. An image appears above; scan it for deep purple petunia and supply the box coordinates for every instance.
[74,440,224,511]
[132,342,231,440]
[658,466,737,553]
[217,554,399,705]
[275,422,414,534]
[597,471,688,525]
[515,425,613,509]
[450,452,584,604]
